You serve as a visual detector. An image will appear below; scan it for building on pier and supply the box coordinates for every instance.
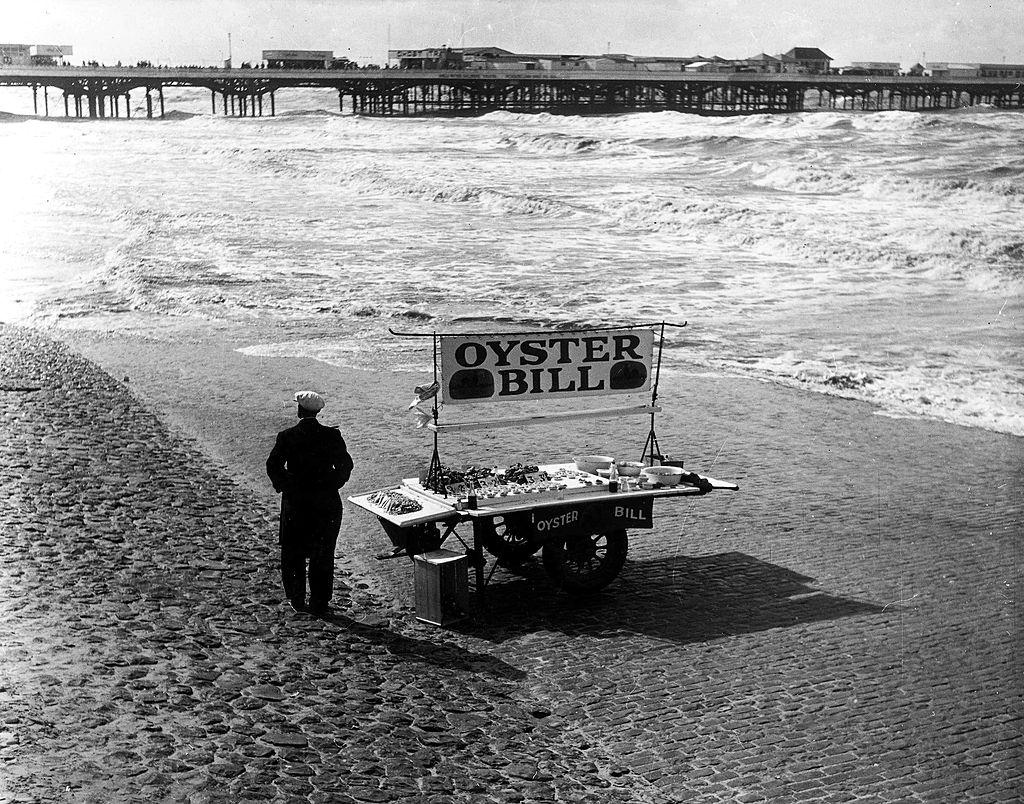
[684,60,734,73]
[633,56,700,72]
[980,63,1024,79]
[927,62,1024,79]
[930,62,1024,79]
[535,54,592,71]
[847,62,901,76]
[0,44,30,65]
[1,43,72,66]
[740,53,784,73]
[927,62,982,78]
[388,45,837,75]
[30,45,73,66]
[261,49,334,69]
[389,47,465,69]
[780,47,832,74]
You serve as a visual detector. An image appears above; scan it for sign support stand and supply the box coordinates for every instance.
[425,331,447,495]
[640,321,667,465]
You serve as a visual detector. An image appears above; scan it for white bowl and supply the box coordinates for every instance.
[574,455,614,475]
[617,461,645,477]
[641,465,684,487]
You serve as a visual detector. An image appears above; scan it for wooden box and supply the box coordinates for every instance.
[414,549,469,626]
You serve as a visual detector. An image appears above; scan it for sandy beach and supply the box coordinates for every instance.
[1,322,1019,802]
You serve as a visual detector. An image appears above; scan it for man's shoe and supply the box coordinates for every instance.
[309,603,332,618]
[289,598,307,613]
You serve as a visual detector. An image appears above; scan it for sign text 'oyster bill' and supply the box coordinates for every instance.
[439,329,654,404]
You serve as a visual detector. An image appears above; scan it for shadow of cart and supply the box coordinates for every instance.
[455,550,885,645]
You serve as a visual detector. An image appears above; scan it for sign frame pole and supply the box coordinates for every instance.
[425,331,447,495]
[640,321,667,465]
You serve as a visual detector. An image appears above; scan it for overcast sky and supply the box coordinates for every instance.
[5,0,1022,67]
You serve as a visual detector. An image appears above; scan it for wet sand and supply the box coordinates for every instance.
[3,323,1021,802]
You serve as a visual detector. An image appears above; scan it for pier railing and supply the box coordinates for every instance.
[2,65,1021,118]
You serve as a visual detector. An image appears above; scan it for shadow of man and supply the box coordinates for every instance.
[308,611,526,680]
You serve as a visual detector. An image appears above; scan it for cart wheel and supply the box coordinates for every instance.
[474,514,537,568]
[541,529,628,594]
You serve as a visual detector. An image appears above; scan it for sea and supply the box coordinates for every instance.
[1,86,1021,437]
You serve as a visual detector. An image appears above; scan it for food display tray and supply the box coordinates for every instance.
[401,462,613,512]
[348,484,458,527]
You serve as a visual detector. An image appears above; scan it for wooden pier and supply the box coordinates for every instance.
[2,66,1022,118]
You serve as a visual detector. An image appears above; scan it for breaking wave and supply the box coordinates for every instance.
[496,131,635,156]
[735,352,1024,437]
[750,163,1024,201]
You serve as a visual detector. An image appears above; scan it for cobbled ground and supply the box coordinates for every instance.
[0,325,1020,803]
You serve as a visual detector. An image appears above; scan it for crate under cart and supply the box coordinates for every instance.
[414,549,469,626]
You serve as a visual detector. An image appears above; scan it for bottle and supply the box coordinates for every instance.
[467,481,478,510]
[608,461,619,493]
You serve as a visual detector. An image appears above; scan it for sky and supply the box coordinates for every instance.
[3,0,1022,67]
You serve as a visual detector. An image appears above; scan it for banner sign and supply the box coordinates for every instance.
[439,328,654,404]
[526,497,654,541]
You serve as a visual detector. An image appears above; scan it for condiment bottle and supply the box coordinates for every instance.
[608,461,619,493]
[467,481,478,510]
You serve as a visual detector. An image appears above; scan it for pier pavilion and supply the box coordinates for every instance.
[1,65,1022,118]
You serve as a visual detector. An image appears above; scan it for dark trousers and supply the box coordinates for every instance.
[281,536,338,609]
[279,506,342,609]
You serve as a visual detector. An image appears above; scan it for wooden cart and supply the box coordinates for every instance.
[350,462,738,599]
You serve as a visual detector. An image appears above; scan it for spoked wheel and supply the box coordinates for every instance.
[474,514,537,569]
[541,529,628,594]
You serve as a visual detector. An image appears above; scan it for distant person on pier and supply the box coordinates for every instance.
[266,391,354,617]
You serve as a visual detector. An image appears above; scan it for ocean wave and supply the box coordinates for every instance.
[38,206,268,319]
[593,193,1024,292]
[599,195,792,233]
[343,165,577,217]
[497,131,631,156]
[736,352,1024,437]
[750,162,1024,202]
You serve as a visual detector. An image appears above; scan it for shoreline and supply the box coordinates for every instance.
[3,322,1021,801]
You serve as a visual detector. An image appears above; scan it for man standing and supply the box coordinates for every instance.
[267,391,354,616]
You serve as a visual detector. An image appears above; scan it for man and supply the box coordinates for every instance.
[266,391,354,616]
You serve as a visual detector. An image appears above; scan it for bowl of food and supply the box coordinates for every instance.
[641,465,685,487]
[616,461,645,477]
[574,455,614,475]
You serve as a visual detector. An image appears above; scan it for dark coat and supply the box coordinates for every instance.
[266,417,354,547]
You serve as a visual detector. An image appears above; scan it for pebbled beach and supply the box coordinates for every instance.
[1,323,1021,803]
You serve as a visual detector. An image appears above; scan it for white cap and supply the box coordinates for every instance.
[294,391,325,412]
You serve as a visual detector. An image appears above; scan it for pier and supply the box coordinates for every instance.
[2,66,1022,118]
